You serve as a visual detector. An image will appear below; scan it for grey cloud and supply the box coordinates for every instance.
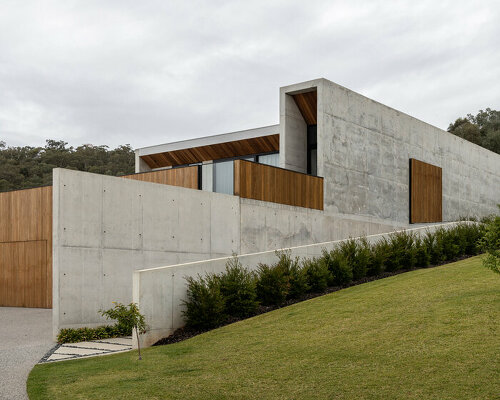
[0,0,498,149]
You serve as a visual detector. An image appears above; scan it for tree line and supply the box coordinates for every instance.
[0,140,134,192]
[447,108,499,154]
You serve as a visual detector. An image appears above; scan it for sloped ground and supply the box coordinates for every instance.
[28,256,499,400]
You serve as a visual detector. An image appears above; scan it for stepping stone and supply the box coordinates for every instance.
[67,341,131,351]
[93,337,133,346]
[46,353,78,362]
[54,346,109,356]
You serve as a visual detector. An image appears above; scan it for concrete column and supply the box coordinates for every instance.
[280,93,307,173]
[135,151,152,173]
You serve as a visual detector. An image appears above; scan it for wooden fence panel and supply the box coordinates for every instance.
[234,160,324,210]
[0,186,52,308]
[410,158,442,223]
[121,166,199,189]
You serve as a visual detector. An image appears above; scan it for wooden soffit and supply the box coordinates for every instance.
[140,134,280,168]
[292,91,317,125]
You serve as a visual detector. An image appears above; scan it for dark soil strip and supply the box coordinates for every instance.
[153,255,473,347]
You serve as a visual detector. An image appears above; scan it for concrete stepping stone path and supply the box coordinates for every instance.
[39,336,133,363]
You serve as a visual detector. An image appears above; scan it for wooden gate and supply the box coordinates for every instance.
[0,241,50,307]
[0,187,52,308]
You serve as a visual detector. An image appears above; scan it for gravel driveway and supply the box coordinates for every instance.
[0,307,53,400]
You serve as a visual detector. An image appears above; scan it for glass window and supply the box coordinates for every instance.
[307,125,317,175]
[213,160,234,195]
[258,153,279,167]
[310,148,317,176]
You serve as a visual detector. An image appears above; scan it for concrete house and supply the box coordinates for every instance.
[1,78,499,342]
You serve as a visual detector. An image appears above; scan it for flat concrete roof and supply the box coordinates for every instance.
[136,125,280,156]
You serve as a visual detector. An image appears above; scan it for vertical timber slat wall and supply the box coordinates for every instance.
[234,160,324,210]
[0,186,52,308]
[121,166,199,189]
[410,158,442,223]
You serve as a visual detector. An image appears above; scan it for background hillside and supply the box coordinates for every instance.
[0,140,134,192]
[448,108,499,154]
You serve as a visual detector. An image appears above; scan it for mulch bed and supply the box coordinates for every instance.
[153,254,473,347]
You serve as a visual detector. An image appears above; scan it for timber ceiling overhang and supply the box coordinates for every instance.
[140,134,280,168]
[292,90,317,125]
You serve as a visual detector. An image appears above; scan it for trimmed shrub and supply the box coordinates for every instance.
[436,228,460,261]
[384,231,417,272]
[57,325,122,344]
[321,249,353,286]
[368,238,389,276]
[337,238,371,281]
[457,222,483,256]
[219,257,259,318]
[256,263,289,306]
[283,256,309,299]
[414,236,430,268]
[182,273,226,330]
[303,258,331,292]
[424,231,442,265]
[478,209,500,274]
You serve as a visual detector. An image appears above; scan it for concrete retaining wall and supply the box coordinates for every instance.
[52,168,240,337]
[52,169,403,338]
[134,221,465,347]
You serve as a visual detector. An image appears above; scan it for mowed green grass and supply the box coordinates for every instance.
[28,256,499,400]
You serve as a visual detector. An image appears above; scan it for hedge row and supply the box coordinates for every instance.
[57,325,129,343]
[57,302,143,343]
[182,223,484,330]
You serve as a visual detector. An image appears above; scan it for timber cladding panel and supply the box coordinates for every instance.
[0,186,52,308]
[121,166,199,189]
[234,160,324,210]
[410,158,442,223]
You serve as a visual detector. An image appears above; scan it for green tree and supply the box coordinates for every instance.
[448,108,500,154]
[100,302,148,360]
[478,207,500,275]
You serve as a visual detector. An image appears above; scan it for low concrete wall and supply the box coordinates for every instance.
[134,221,464,348]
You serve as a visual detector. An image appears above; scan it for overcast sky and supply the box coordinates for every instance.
[0,0,499,150]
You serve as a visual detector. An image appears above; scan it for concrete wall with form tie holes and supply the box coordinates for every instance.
[52,168,402,339]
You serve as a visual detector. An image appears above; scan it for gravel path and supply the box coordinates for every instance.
[0,307,53,400]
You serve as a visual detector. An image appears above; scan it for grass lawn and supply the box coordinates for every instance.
[28,256,499,399]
